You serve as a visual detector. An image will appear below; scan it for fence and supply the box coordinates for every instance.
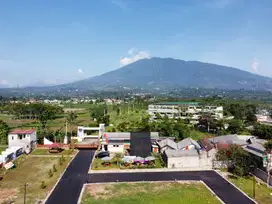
[252,168,272,187]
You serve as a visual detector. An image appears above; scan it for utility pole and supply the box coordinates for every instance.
[24,183,28,204]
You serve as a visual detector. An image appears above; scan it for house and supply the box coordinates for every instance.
[157,138,178,152]
[8,129,37,153]
[148,102,223,123]
[162,137,211,169]
[164,149,200,168]
[103,132,159,154]
[177,138,201,150]
[209,134,251,147]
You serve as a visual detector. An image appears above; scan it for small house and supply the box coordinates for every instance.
[8,129,37,153]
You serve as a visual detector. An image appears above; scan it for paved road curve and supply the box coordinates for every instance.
[45,150,95,204]
[88,171,255,204]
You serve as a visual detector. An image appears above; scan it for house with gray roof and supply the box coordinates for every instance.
[177,138,201,150]
[157,138,177,152]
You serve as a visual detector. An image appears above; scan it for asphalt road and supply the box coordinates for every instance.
[89,171,255,204]
[45,150,255,204]
[45,150,95,204]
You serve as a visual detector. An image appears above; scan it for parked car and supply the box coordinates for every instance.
[95,151,109,158]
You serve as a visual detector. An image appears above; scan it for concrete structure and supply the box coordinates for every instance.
[77,124,105,142]
[148,102,223,123]
[8,129,37,153]
[103,132,160,154]
[157,138,177,152]
[164,149,200,168]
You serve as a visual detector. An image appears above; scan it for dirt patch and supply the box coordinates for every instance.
[84,181,202,200]
[85,184,108,199]
[0,188,19,203]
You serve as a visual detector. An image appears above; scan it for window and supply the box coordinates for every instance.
[18,134,23,139]
[12,136,14,140]
[113,145,119,147]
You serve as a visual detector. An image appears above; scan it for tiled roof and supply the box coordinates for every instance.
[9,129,36,134]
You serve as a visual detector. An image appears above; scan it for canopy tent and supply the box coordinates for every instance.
[145,156,156,161]
[101,156,111,161]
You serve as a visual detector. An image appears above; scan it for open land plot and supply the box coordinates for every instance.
[228,175,272,204]
[81,182,221,204]
[0,155,72,204]
[31,148,77,156]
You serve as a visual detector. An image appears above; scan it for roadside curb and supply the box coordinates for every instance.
[200,180,225,204]
[214,170,257,204]
[42,150,79,204]
[89,167,213,174]
[77,183,87,204]
[77,180,225,204]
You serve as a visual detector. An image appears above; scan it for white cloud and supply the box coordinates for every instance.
[120,50,151,66]
[77,68,84,74]
[128,48,137,55]
[252,58,259,73]
[0,79,8,85]
[111,0,127,11]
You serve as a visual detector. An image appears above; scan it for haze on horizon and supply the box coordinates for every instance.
[0,0,272,87]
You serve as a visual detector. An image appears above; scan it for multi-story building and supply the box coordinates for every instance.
[148,102,223,123]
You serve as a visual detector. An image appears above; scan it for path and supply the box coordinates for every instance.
[45,150,94,204]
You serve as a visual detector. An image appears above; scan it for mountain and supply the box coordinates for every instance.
[66,57,272,91]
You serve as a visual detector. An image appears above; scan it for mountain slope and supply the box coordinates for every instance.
[67,57,272,90]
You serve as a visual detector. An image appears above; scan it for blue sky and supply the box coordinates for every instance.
[0,0,272,87]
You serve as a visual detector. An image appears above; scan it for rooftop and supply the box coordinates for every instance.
[154,102,200,106]
[9,129,36,134]
[165,149,199,157]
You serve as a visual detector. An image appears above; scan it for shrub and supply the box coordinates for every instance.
[59,157,63,166]
[53,164,57,172]
[48,169,53,177]
[40,181,47,189]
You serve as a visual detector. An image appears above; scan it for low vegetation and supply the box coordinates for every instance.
[81,182,221,204]
[228,175,272,204]
[31,148,76,156]
[0,155,71,204]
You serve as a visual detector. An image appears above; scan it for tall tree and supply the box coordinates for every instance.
[67,111,78,136]
[0,120,9,145]
[227,119,243,134]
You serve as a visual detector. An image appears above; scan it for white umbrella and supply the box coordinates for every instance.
[145,156,156,161]
[101,156,111,161]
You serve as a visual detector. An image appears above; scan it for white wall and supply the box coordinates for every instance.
[8,132,37,149]
[108,144,124,153]
[167,156,200,168]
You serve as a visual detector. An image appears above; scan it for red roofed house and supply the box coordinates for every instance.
[8,129,37,153]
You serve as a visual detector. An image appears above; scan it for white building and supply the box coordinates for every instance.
[148,102,223,123]
[8,129,37,153]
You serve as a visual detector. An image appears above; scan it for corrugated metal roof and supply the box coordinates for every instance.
[177,138,201,149]
[9,129,36,134]
[157,138,177,149]
[165,149,199,157]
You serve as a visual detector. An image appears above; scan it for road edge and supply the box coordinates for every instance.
[42,150,79,204]
[214,170,257,204]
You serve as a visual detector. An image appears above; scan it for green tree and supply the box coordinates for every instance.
[227,119,243,134]
[67,111,78,136]
[264,140,272,152]
[0,120,9,145]
[216,144,254,176]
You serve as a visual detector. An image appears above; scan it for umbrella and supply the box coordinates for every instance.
[134,156,145,163]
[145,156,156,161]
[101,156,111,161]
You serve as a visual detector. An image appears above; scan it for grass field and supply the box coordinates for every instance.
[0,155,72,204]
[228,175,272,204]
[0,146,7,153]
[81,182,221,204]
[31,148,76,156]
